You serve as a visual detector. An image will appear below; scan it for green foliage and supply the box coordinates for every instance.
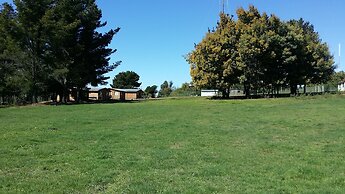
[1,96,345,192]
[170,82,200,97]
[283,19,335,94]
[324,71,345,90]
[187,13,239,98]
[111,71,141,89]
[158,81,173,97]
[145,85,158,98]
[187,6,335,97]
[0,0,120,104]
[62,0,121,88]
[0,3,28,103]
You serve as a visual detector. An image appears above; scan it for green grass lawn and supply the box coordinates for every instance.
[1,96,345,193]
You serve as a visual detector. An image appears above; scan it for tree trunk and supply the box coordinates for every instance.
[290,84,297,96]
[76,88,84,103]
[244,83,250,99]
[76,89,80,103]
[303,83,307,94]
[31,58,38,104]
[221,88,230,99]
[65,88,69,103]
[276,86,280,97]
[61,88,67,104]
[32,91,38,103]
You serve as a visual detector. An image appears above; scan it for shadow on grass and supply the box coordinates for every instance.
[209,93,296,100]
[209,92,339,101]
[0,99,146,108]
[48,99,146,106]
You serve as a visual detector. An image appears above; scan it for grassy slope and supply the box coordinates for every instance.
[0,96,345,193]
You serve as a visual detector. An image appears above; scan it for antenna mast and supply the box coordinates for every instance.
[220,0,228,13]
[339,43,341,68]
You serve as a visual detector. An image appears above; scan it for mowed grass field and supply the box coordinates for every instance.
[1,96,345,193]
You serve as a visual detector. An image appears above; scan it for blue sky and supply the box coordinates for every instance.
[1,0,344,89]
[96,0,344,89]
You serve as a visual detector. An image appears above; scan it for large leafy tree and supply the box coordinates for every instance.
[283,19,334,94]
[111,71,141,89]
[187,13,239,98]
[187,5,335,97]
[236,6,270,96]
[262,15,289,95]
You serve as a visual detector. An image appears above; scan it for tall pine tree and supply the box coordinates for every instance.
[1,0,121,103]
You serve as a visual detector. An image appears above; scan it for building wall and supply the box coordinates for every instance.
[125,93,137,100]
[201,90,219,97]
[89,92,99,100]
[229,90,245,97]
[109,90,116,100]
[339,83,345,92]
[99,89,112,101]
[56,94,75,102]
[113,91,122,100]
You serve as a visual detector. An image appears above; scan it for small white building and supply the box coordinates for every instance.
[201,89,219,97]
[338,80,345,92]
[230,89,245,97]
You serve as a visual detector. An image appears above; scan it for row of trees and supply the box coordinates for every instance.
[144,81,199,98]
[187,6,335,98]
[144,81,174,98]
[106,70,199,98]
[156,81,199,98]
[112,68,343,99]
[0,0,120,104]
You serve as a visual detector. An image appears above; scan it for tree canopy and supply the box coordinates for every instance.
[111,71,141,89]
[170,82,200,97]
[0,0,120,104]
[158,81,173,97]
[187,6,335,98]
[145,85,158,98]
